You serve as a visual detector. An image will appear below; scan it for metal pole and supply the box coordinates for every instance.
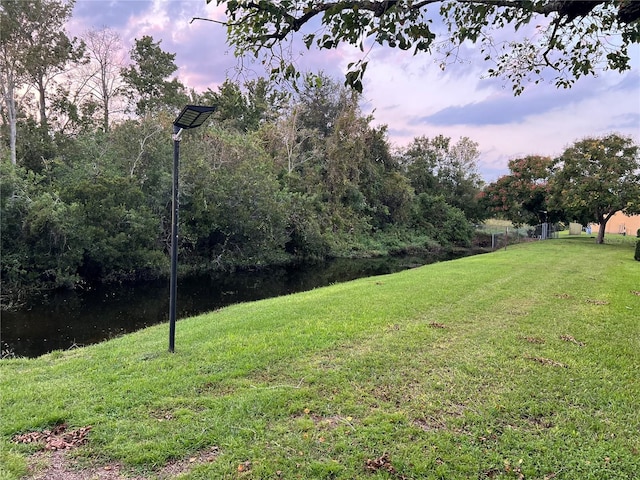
[169,126,182,353]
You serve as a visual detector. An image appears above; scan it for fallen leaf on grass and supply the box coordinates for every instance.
[553,293,573,299]
[13,425,92,451]
[522,336,545,344]
[237,460,252,472]
[364,453,410,479]
[503,458,525,479]
[150,407,176,421]
[586,299,609,305]
[483,467,501,478]
[560,334,585,347]
[631,291,640,296]
[429,322,447,329]
[365,453,396,474]
[525,356,567,368]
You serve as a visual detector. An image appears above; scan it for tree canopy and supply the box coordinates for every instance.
[549,133,640,244]
[121,35,188,116]
[0,0,82,163]
[206,0,640,93]
[481,155,557,226]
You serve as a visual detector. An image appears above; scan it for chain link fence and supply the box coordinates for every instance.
[473,223,559,250]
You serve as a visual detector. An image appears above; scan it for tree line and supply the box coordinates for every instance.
[1,0,639,298]
[0,0,485,295]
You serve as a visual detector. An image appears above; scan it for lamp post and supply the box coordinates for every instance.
[169,105,216,353]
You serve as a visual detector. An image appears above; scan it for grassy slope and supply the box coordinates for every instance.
[1,238,638,479]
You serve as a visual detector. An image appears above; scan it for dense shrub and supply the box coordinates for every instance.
[635,241,640,261]
[410,194,474,247]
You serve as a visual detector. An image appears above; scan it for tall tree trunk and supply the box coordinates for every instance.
[101,68,109,132]
[596,212,609,244]
[1,70,18,165]
[8,93,16,165]
[37,77,48,133]
[102,96,109,132]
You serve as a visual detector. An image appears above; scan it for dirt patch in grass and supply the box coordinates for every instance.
[27,451,141,480]
[294,410,357,431]
[193,380,238,397]
[412,417,447,432]
[521,413,555,429]
[149,409,175,421]
[524,356,567,368]
[312,414,355,430]
[154,447,220,479]
[21,440,219,480]
[412,403,469,434]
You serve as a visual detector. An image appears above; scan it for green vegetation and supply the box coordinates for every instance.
[1,0,487,294]
[1,238,638,479]
[481,137,640,244]
[2,1,639,298]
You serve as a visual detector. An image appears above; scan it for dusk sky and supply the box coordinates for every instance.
[68,0,640,181]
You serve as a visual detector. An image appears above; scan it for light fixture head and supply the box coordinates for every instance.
[173,105,216,130]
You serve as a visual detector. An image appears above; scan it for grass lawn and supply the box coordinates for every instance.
[1,237,638,479]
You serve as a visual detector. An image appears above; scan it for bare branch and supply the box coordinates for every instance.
[190,16,227,25]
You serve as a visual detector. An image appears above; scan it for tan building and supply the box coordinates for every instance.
[590,212,640,236]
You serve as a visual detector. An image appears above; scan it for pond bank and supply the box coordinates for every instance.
[2,250,477,358]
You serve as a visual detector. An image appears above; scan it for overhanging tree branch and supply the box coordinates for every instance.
[200,0,640,93]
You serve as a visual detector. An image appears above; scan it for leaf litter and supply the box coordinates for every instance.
[13,424,91,451]
[364,452,410,479]
[524,356,567,368]
[560,334,585,347]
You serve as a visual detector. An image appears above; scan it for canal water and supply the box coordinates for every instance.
[1,253,464,358]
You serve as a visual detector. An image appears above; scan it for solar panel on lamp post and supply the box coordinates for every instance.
[169,105,216,353]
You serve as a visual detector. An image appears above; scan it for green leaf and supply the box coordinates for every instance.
[303,34,315,49]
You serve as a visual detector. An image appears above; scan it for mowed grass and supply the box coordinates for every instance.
[1,238,638,479]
